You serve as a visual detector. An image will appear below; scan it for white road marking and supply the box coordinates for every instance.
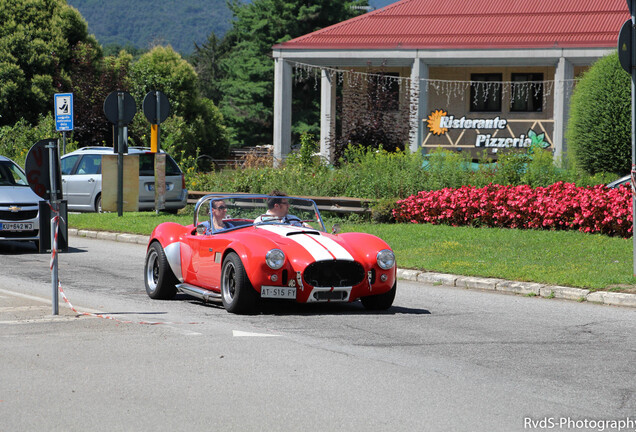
[0,316,87,325]
[233,330,279,337]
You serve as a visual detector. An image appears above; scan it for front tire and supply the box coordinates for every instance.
[361,282,396,310]
[221,252,258,314]
[144,242,178,299]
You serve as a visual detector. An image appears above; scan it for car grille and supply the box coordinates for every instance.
[303,260,365,287]
[0,230,38,238]
[0,210,38,221]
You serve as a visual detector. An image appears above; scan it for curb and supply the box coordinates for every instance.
[67,229,636,309]
[70,228,150,245]
[397,269,636,309]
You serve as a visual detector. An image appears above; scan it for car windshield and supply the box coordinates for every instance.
[0,161,29,187]
[195,195,326,233]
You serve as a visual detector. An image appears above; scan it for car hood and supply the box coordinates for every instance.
[252,224,357,261]
[0,186,42,204]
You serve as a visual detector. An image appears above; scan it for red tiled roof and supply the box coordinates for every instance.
[275,0,629,50]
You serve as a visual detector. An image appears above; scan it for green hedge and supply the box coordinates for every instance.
[566,52,631,175]
[186,146,614,201]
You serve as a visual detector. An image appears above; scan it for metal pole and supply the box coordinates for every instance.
[155,91,160,215]
[47,139,59,315]
[631,2,636,276]
[117,92,124,217]
[62,131,66,155]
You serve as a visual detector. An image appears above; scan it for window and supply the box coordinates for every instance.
[470,73,502,112]
[61,155,79,175]
[368,72,400,111]
[76,154,102,175]
[510,73,543,112]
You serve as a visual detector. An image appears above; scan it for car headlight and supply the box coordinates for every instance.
[376,249,395,270]
[266,249,285,270]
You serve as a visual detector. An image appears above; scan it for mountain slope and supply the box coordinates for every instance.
[67,0,398,54]
[67,0,232,54]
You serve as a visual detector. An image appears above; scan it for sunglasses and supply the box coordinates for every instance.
[214,206,227,210]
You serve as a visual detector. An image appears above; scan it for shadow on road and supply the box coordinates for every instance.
[0,241,88,255]
[181,297,430,316]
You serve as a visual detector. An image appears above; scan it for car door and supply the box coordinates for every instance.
[184,232,226,290]
[63,154,102,210]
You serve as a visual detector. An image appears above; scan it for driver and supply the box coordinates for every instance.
[254,190,305,227]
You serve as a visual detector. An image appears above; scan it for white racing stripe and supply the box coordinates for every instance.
[257,225,354,261]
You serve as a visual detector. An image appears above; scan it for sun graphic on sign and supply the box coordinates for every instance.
[427,110,448,135]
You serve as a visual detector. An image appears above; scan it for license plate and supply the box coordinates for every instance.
[261,286,296,299]
[0,223,33,231]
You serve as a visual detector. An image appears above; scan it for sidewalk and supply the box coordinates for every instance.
[69,228,636,309]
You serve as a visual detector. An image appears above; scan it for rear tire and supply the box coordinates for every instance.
[361,282,396,310]
[95,194,102,213]
[144,242,178,299]
[221,252,259,314]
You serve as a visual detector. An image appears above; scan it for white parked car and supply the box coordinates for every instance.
[0,156,41,246]
[60,147,188,213]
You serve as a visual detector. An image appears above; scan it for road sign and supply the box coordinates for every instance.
[619,19,632,74]
[103,91,136,125]
[25,139,62,200]
[143,91,170,124]
[54,93,73,131]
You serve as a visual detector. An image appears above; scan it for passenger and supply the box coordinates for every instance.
[211,200,230,231]
[199,200,231,234]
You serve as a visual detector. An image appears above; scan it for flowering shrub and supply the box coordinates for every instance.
[393,182,633,237]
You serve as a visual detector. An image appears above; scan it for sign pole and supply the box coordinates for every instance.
[117,92,124,217]
[47,139,59,315]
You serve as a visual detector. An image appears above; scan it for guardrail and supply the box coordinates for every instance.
[187,191,374,215]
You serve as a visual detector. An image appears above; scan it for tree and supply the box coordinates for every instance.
[195,0,368,147]
[68,45,133,145]
[128,46,229,161]
[566,52,631,175]
[0,0,99,125]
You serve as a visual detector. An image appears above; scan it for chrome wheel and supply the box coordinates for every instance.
[145,248,159,294]
[144,242,177,299]
[221,260,237,305]
[220,252,258,314]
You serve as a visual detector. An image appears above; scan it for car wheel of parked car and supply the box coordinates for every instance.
[144,242,177,299]
[95,194,102,213]
[360,282,396,310]
[221,252,258,314]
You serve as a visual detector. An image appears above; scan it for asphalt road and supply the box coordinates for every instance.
[1,237,635,432]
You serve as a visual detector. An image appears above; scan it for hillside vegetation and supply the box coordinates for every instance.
[67,0,233,54]
[67,0,395,54]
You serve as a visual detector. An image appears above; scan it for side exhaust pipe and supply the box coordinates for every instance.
[176,283,222,303]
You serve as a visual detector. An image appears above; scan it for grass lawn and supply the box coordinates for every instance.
[68,211,636,292]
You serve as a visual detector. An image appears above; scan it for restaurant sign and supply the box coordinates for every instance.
[424,109,550,150]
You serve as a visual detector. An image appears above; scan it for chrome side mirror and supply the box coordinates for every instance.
[331,224,341,235]
[196,223,207,235]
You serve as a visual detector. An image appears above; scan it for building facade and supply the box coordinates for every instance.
[272,0,627,163]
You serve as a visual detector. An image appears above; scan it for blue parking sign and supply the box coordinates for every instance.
[54,93,73,131]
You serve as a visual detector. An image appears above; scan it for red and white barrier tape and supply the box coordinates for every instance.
[48,204,199,325]
[57,283,200,325]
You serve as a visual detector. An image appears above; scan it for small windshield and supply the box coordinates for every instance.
[0,161,29,187]
[195,195,326,234]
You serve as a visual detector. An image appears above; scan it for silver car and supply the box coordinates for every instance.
[0,156,41,245]
[61,147,188,213]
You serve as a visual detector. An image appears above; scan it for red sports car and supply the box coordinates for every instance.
[144,194,397,314]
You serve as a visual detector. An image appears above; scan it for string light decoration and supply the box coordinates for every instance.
[290,61,578,160]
